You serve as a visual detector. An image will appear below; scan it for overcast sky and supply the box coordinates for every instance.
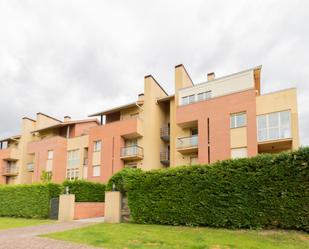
[0,0,309,145]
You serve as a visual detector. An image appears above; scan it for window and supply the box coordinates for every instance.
[125,139,137,147]
[197,91,212,101]
[231,147,248,159]
[130,113,139,118]
[46,150,54,171]
[94,140,101,152]
[93,165,101,177]
[66,168,79,180]
[47,150,54,160]
[257,110,291,142]
[1,141,8,150]
[230,112,246,128]
[67,149,79,168]
[190,156,198,165]
[181,95,195,105]
[191,128,198,136]
[125,163,137,168]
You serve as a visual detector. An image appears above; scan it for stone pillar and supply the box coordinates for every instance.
[58,194,75,222]
[104,191,122,223]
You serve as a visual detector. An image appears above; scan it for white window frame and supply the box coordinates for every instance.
[230,112,247,128]
[67,149,80,168]
[94,140,102,152]
[66,168,79,181]
[197,91,212,102]
[47,150,54,160]
[181,94,195,105]
[257,110,291,142]
[93,165,101,177]
[231,147,248,159]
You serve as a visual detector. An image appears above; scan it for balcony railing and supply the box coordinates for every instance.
[120,145,143,159]
[160,124,170,141]
[177,135,198,149]
[2,165,19,175]
[160,150,170,166]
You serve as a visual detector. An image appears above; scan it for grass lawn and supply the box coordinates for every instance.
[44,223,309,249]
[0,217,52,230]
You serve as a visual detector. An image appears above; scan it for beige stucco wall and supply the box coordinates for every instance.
[141,76,168,170]
[104,191,122,223]
[67,135,89,179]
[120,106,142,120]
[15,118,36,184]
[178,70,255,105]
[171,65,196,167]
[170,98,191,166]
[58,194,75,222]
[256,88,299,149]
[230,127,247,148]
[35,113,61,130]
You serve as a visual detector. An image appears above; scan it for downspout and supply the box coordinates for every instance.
[66,125,70,139]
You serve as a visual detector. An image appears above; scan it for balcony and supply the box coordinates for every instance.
[27,163,34,172]
[160,150,170,166]
[0,147,19,161]
[160,124,170,142]
[2,164,19,176]
[120,145,144,161]
[177,135,198,154]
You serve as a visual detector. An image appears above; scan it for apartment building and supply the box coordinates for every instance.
[0,64,299,185]
[0,113,98,184]
[87,65,299,182]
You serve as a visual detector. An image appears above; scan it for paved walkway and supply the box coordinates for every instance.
[0,219,104,249]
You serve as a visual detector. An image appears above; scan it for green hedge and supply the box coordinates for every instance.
[0,183,62,218]
[108,148,309,231]
[63,180,105,202]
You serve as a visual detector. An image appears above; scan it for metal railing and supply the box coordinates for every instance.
[160,151,170,161]
[177,135,198,149]
[2,165,19,175]
[120,145,143,157]
[160,124,170,138]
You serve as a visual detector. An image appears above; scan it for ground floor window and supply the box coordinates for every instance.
[231,147,248,159]
[92,165,101,177]
[66,168,79,180]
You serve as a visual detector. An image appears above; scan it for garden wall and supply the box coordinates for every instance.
[74,202,105,219]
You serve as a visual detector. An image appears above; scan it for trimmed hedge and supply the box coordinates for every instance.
[0,183,62,218]
[108,148,309,231]
[63,180,106,202]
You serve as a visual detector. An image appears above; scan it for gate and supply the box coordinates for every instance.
[49,197,59,220]
[121,196,130,222]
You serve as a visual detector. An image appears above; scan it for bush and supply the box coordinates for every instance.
[0,183,62,218]
[63,180,106,202]
[109,148,309,231]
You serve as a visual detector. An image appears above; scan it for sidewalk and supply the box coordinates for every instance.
[0,218,104,249]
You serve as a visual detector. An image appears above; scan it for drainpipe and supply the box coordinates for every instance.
[66,125,70,139]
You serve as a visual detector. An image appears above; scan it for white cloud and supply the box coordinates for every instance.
[0,0,308,145]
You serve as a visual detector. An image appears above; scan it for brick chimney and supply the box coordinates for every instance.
[64,116,71,122]
[207,72,215,81]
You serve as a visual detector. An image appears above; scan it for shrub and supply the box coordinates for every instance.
[0,183,62,218]
[108,148,309,231]
[63,180,106,202]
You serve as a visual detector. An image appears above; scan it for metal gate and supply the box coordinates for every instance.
[49,197,59,220]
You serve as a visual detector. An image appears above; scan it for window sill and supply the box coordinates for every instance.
[230,125,247,130]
